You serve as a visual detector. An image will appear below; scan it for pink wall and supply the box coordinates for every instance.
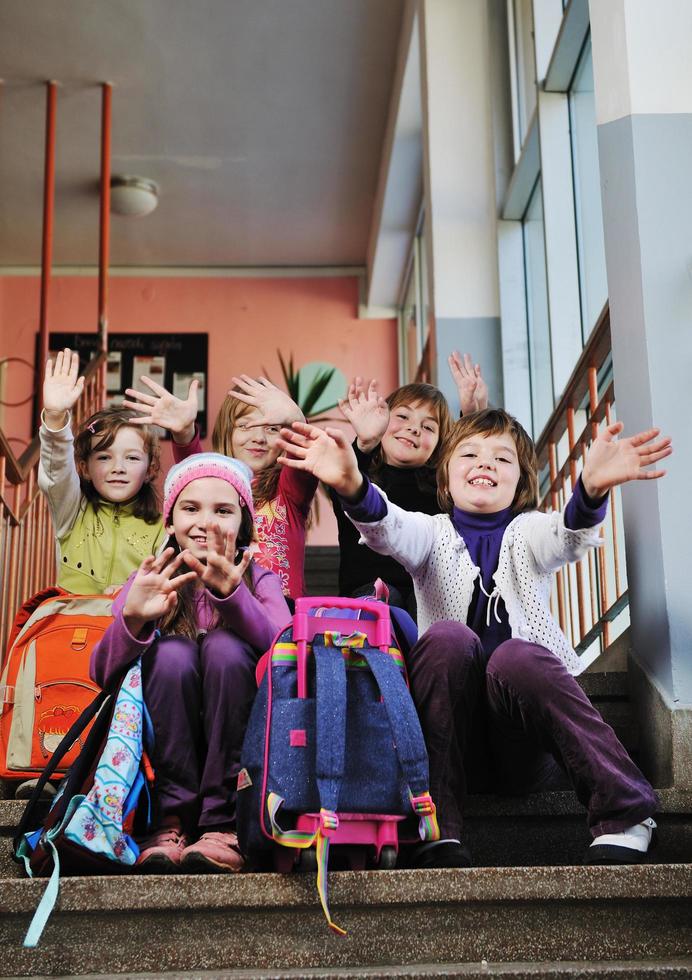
[0,274,398,544]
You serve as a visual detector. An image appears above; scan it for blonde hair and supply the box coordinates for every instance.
[212,390,280,510]
[436,408,538,514]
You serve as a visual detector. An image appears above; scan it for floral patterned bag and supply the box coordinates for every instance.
[13,659,153,947]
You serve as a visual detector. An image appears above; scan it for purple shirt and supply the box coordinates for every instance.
[344,475,607,654]
[90,561,290,689]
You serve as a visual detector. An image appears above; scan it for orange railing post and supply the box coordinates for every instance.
[98,82,112,355]
[38,81,58,386]
[536,305,628,661]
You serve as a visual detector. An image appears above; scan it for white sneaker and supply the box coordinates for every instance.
[584,817,656,864]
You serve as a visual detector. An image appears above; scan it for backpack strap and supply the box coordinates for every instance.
[360,646,439,841]
[12,685,112,857]
[313,643,347,814]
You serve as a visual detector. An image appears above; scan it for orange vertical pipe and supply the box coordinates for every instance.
[38,81,58,388]
[98,82,112,354]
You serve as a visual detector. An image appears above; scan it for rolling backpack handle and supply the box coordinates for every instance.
[293,597,391,697]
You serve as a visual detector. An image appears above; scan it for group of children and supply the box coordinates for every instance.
[35,346,671,873]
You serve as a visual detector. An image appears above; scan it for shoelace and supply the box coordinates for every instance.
[478,578,503,627]
[144,827,186,848]
[198,831,241,850]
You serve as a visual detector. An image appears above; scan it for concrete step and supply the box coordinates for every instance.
[3,789,692,879]
[33,962,692,980]
[1,864,691,975]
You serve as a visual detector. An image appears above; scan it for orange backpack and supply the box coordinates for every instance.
[0,588,113,781]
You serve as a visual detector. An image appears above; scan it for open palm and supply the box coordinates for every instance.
[181,523,251,597]
[278,422,362,499]
[582,422,672,498]
[449,351,489,414]
[122,550,196,631]
[230,375,303,425]
[43,349,85,415]
[122,376,198,439]
[339,377,389,451]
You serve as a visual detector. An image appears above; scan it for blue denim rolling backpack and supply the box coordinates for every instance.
[236,596,439,935]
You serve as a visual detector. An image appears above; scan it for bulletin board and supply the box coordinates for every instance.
[39,332,209,438]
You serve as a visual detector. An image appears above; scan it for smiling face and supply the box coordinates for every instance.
[380,400,441,468]
[229,407,282,474]
[81,426,152,504]
[167,477,243,561]
[446,432,521,514]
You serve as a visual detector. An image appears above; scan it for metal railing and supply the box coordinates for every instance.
[0,353,106,655]
[536,304,628,664]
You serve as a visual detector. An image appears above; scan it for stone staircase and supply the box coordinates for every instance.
[1,549,692,976]
[1,787,692,976]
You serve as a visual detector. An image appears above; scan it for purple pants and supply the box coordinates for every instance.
[406,621,658,840]
[141,630,257,832]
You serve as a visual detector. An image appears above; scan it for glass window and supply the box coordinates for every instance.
[523,180,554,437]
[513,0,537,146]
[569,40,608,340]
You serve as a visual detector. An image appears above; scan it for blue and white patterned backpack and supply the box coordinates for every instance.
[13,660,153,947]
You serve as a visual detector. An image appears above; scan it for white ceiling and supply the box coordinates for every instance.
[0,0,405,268]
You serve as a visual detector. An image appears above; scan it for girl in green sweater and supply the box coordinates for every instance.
[39,348,165,595]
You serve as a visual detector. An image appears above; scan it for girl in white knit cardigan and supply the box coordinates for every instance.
[277,408,671,868]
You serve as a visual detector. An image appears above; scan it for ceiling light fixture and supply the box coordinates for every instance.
[110,175,159,217]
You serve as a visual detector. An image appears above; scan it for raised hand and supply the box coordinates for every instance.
[122,550,197,636]
[230,375,304,425]
[581,422,672,499]
[338,377,389,452]
[180,522,252,598]
[449,351,489,415]
[277,422,363,500]
[43,349,85,428]
[122,376,198,444]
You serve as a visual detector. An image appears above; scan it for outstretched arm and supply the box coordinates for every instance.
[581,422,672,498]
[43,348,85,429]
[448,351,489,415]
[277,422,363,500]
[338,377,389,453]
[231,375,305,426]
[122,376,199,445]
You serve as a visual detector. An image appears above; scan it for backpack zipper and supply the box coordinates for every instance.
[35,679,100,702]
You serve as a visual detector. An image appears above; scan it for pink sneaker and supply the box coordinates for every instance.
[136,820,190,874]
[181,830,245,874]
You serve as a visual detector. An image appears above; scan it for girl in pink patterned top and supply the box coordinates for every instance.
[123,375,317,601]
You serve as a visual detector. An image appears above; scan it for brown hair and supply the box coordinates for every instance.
[369,383,453,493]
[211,390,281,511]
[436,408,538,514]
[73,408,161,523]
[159,500,257,640]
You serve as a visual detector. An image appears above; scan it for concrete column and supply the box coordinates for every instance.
[590,0,692,783]
[418,0,503,411]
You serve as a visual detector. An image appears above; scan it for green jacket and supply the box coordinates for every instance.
[38,416,165,594]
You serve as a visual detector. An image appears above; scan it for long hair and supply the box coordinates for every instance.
[436,408,538,514]
[211,391,281,511]
[158,503,257,640]
[73,408,160,523]
[369,383,453,495]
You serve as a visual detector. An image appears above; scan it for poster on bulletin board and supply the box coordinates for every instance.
[38,332,209,438]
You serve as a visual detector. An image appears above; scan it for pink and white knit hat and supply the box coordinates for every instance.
[163,452,255,524]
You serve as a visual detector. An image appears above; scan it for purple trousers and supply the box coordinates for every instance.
[406,621,658,840]
[141,630,257,832]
